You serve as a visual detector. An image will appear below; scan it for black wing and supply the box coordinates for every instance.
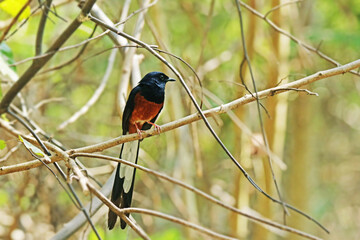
[121,85,141,134]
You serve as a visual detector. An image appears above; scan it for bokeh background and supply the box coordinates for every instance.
[0,0,359,239]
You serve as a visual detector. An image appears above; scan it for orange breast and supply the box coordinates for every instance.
[128,93,163,134]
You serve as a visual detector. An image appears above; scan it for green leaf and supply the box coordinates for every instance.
[0,42,16,72]
[19,136,51,162]
[0,0,31,20]
[0,139,6,150]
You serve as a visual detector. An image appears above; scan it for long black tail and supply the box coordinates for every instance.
[108,140,140,229]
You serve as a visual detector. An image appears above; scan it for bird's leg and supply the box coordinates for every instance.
[134,122,143,139]
[146,121,161,134]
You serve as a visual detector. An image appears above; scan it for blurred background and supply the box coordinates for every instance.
[0,0,359,239]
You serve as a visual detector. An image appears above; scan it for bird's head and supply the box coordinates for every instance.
[139,72,175,89]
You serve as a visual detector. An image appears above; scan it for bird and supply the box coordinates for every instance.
[108,71,175,230]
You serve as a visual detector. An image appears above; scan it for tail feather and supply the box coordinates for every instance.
[108,141,140,230]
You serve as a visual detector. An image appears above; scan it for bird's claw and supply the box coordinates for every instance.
[147,121,161,134]
[135,123,143,140]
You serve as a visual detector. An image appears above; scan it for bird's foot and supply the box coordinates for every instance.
[147,121,161,134]
[135,123,143,140]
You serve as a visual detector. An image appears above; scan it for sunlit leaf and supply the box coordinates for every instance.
[19,136,51,162]
[0,139,6,150]
[0,0,31,20]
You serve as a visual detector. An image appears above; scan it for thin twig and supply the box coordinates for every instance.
[270,87,319,96]
[264,0,303,19]
[31,97,65,113]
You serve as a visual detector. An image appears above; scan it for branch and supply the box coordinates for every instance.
[1,58,359,175]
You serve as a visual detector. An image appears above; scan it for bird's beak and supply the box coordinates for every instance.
[167,78,176,82]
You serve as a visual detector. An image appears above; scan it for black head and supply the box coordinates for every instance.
[139,72,175,89]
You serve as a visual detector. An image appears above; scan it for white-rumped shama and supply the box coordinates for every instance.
[108,71,175,230]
